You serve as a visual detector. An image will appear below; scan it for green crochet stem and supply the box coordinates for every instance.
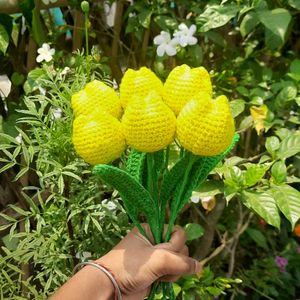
[146,153,161,243]
[93,134,239,300]
[164,152,196,242]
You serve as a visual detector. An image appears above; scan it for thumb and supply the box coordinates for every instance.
[160,252,201,277]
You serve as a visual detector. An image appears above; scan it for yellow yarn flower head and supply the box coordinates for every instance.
[72,111,125,165]
[120,67,163,108]
[176,92,235,156]
[71,80,122,118]
[122,92,176,152]
[163,64,212,115]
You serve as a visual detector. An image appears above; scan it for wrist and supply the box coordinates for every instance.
[78,264,115,300]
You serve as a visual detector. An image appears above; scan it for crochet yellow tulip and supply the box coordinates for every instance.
[120,67,163,108]
[176,93,235,156]
[72,112,125,165]
[71,80,122,118]
[122,92,176,152]
[162,64,212,115]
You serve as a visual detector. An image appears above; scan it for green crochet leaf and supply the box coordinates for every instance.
[93,164,159,240]
[125,149,146,184]
[159,154,193,225]
[164,133,240,241]
[177,133,240,213]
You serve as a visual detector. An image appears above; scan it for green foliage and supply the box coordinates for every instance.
[185,223,204,241]
[0,24,9,54]
[93,164,158,241]
[0,53,129,298]
[0,0,300,298]
[175,267,242,300]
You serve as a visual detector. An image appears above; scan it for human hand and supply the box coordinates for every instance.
[96,224,201,300]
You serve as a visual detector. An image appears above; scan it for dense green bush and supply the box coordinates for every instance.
[0,0,300,299]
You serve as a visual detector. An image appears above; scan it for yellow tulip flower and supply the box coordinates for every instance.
[176,93,235,156]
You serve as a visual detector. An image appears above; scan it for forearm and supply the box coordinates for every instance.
[49,264,114,300]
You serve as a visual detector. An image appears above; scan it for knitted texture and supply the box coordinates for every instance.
[72,112,125,165]
[92,164,160,243]
[176,93,235,156]
[120,67,163,108]
[71,80,122,118]
[162,64,212,115]
[122,92,176,152]
[126,149,146,183]
[178,133,240,212]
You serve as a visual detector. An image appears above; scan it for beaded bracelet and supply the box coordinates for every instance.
[73,261,122,300]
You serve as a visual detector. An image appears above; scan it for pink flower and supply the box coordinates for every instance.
[275,255,288,272]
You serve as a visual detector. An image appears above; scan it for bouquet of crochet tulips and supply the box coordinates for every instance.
[71,64,238,299]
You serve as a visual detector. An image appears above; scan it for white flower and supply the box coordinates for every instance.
[102,199,117,211]
[36,43,55,63]
[15,133,22,144]
[61,67,70,76]
[104,2,116,27]
[173,23,198,47]
[153,31,178,57]
[0,75,12,98]
[53,108,62,119]
[41,0,58,5]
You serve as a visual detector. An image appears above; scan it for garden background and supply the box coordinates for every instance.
[0,0,300,299]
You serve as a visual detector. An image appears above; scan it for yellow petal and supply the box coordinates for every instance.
[250,105,268,135]
[120,67,163,108]
[177,93,235,156]
[122,92,176,152]
[71,80,122,118]
[163,64,212,115]
[72,112,125,165]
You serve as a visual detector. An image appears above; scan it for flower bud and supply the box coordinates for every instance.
[71,80,122,118]
[120,67,163,108]
[122,92,176,152]
[177,93,235,156]
[73,111,125,165]
[81,1,90,13]
[163,64,212,115]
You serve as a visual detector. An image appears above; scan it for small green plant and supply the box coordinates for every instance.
[0,51,130,299]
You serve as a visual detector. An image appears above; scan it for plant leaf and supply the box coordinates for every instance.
[271,161,287,184]
[276,133,300,159]
[258,9,292,49]
[185,223,204,241]
[197,4,239,32]
[93,164,159,240]
[243,163,269,187]
[245,228,268,250]
[0,24,9,54]
[271,184,300,229]
[241,190,280,228]
[240,11,260,37]
[125,149,146,184]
